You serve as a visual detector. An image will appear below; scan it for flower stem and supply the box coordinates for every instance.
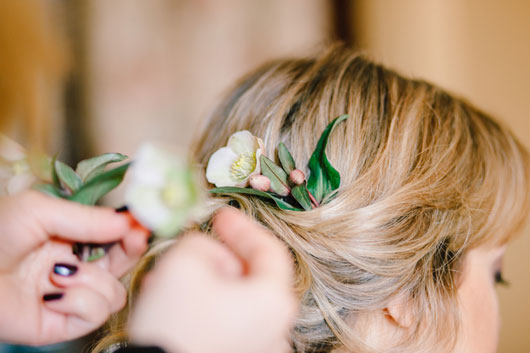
[307,190,320,208]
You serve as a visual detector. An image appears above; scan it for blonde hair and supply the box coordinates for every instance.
[94,45,530,353]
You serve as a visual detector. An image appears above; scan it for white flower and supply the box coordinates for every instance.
[206,130,265,187]
[125,143,201,237]
[0,135,37,196]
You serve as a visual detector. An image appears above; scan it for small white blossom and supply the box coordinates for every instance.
[0,135,37,196]
[206,131,264,187]
[125,143,200,237]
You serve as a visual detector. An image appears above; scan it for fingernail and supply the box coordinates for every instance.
[53,263,78,276]
[115,205,129,213]
[43,293,64,301]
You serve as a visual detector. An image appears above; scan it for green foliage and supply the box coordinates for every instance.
[278,142,296,174]
[260,155,290,196]
[69,163,130,206]
[210,186,300,211]
[307,115,347,203]
[32,183,64,198]
[34,153,130,261]
[76,153,128,182]
[36,153,129,205]
[55,160,83,193]
[291,183,312,211]
[210,115,348,212]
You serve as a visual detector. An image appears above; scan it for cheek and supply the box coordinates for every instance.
[457,270,500,353]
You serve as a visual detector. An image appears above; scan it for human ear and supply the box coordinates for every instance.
[383,293,414,329]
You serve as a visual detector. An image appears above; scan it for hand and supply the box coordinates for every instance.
[0,191,149,345]
[129,207,298,353]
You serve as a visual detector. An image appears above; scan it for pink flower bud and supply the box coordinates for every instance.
[249,174,271,192]
[289,169,305,185]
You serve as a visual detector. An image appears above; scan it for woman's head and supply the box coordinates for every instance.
[94,45,529,353]
[191,45,530,352]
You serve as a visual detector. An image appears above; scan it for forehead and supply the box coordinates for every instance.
[462,245,506,272]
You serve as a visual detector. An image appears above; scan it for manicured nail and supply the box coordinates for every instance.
[43,293,64,301]
[53,263,78,276]
[115,205,129,213]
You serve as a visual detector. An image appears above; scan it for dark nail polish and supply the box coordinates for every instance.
[115,205,129,213]
[53,263,78,276]
[43,293,63,301]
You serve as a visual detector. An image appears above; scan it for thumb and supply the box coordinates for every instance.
[23,191,130,243]
[212,207,292,283]
[163,234,244,278]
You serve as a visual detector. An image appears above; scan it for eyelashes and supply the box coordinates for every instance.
[494,271,510,287]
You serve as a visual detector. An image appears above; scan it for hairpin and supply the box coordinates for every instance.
[207,115,348,211]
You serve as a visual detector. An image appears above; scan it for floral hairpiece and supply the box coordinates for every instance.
[15,114,345,261]
[207,115,348,211]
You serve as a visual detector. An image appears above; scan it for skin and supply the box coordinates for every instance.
[336,245,508,353]
[130,228,505,353]
[453,245,506,353]
[129,207,298,353]
[0,191,149,346]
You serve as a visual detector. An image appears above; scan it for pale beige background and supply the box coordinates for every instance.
[83,0,332,156]
[81,1,530,351]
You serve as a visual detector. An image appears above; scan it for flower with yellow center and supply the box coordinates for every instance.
[206,130,265,187]
[125,143,201,237]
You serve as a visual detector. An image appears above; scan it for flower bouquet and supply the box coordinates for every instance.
[32,144,202,261]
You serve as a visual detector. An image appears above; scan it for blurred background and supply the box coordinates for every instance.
[2,0,529,352]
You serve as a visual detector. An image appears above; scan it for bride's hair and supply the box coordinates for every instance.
[93,44,530,353]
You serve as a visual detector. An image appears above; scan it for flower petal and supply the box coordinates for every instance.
[125,142,203,237]
[125,185,173,231]
[0,135,26,161]
[130,144,174,186]
[206,147,240,187]
[7,173,36,195]
[254,139,264,174]
[227,131,257,155]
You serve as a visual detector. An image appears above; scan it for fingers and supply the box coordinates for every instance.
[42,286,119,336]
[50,262,126,313]
[21,191,130,243]
[162,234,243,278]
[106,225,150,277]
[213,207,293,283]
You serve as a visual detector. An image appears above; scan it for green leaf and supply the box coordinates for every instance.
[307,115,348,203]
[55,160,83,192]
[73,243,113,262]
[291,183,312,211]
[260,155,290,196]
[51,154,61,189]
[32,183,63,198]
[210,187,301,211]
[86,247,106,262]
[278,142,296,174]
[28,153,52,182]
[69,163,130,205]
[76,153,128,182]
